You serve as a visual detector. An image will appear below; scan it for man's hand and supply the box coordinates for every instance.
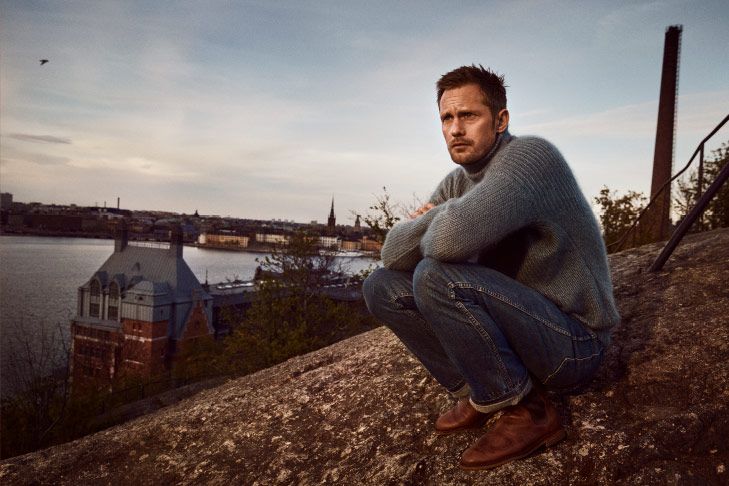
[409,203,435,220]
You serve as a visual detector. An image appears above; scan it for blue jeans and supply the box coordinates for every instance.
[362,258,607,413]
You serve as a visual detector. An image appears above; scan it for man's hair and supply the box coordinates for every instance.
[436,64,507,117]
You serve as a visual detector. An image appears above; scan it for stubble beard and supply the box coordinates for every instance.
[448,121,499,166]
[449,145,486,166]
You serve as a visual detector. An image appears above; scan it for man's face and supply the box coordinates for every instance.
[439,84,507,165]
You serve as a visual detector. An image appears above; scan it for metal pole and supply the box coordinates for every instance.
[650,159,729,271]
[697,144,704,230]
[698,144,705,198]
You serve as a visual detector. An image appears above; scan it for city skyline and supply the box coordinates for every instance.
[1,1,728,223]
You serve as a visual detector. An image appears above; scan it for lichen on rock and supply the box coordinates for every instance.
[1,229,728,485]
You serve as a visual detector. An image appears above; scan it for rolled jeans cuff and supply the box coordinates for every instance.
[469,378,533,414]
[450,383,471,399]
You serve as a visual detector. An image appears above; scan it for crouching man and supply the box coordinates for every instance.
[363,65,619,470]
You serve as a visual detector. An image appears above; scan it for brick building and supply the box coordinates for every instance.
[70,224,213,391]
[199,232,250,248]
[360,236,383,252]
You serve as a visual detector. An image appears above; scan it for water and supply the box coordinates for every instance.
[0,235,377,395]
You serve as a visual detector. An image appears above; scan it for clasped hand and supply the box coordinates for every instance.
[409,203,435,220]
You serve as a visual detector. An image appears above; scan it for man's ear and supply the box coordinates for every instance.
[496,109,510,133]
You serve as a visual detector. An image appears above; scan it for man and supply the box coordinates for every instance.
[363,65,619,470]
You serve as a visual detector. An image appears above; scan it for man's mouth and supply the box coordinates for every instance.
[451,141,470,149]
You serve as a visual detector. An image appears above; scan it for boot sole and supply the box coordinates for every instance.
[459,428,567,471]
[435,416,491,435]
[435,423,488,436]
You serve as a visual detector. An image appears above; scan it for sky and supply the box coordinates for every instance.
[1,0,728,224]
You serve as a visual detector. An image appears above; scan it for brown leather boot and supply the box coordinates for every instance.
[459,389,566,470]
[435,397,491,434]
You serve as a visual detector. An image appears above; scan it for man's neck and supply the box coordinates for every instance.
[461,129,512,176]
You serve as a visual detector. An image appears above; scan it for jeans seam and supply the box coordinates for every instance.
[543,350,603,385]
[452,282,592,342]
[387,292,419,317]
[448,287,515,389]
[388,289,416,303]
[387,292,440,342]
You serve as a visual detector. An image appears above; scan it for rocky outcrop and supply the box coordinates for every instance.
[2,229,728,485]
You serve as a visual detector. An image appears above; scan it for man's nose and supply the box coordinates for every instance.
[449,118,465,137]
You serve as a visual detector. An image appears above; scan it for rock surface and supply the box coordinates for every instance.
[2,229,729,485]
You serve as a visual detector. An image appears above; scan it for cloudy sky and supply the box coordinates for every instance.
[1,1,728,223]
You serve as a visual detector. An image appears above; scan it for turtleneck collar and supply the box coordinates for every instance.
[461,129,512,178]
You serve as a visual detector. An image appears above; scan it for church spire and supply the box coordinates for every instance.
[327,197,336,234]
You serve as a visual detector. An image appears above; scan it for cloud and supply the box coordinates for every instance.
[28,153,72,166]
[2,1,727,222]
[517,90,729,141]
[65,155,199,180]
[0,145,71,166]
[518,101,657,139]
[8,133,72,144]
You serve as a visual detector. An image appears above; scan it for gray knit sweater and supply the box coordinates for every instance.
[381,133,620,340]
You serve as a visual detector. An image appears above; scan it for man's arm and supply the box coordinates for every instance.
[379,169,460,270]
[420,137,567,262]
[381,205,444,270]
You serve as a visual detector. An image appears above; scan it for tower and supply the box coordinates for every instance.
[327,197,336,234]
[646,25,682,242]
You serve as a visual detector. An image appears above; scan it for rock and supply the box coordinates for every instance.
[2,229,728,485]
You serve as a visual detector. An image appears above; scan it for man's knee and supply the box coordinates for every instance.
[412,257,450,310]
[362,267,400,318]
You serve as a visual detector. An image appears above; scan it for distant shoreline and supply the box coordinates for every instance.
[195,243,274,253]
[195,242,379,259]
[0,231,381,259]
[1,228,116,239]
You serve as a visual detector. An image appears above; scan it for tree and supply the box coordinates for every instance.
[362,186,401,243]
[1,317,169,458]
[594,186,648,253]
[1,319,72,458]
[399,192,427,220]
[223,231,376,374]
[674,141,729,231]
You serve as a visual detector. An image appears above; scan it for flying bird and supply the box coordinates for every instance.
[40,59,49,65]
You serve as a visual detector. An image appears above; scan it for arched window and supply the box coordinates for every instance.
[89,279,101,318]
[108,282,120,320]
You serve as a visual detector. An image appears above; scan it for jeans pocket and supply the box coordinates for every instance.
[542,347,604,389]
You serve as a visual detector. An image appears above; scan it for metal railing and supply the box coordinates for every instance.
[650,148,729,271]
[605,114,729,265]
[648,114,729,270]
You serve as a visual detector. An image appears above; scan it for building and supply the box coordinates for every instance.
[70,223,213,391]
[0,192,12,210]
[318,235,340,249]
[255,233,289,245]
[199,232,250,248]
[360,236,383,252]
[340,239,362,251]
